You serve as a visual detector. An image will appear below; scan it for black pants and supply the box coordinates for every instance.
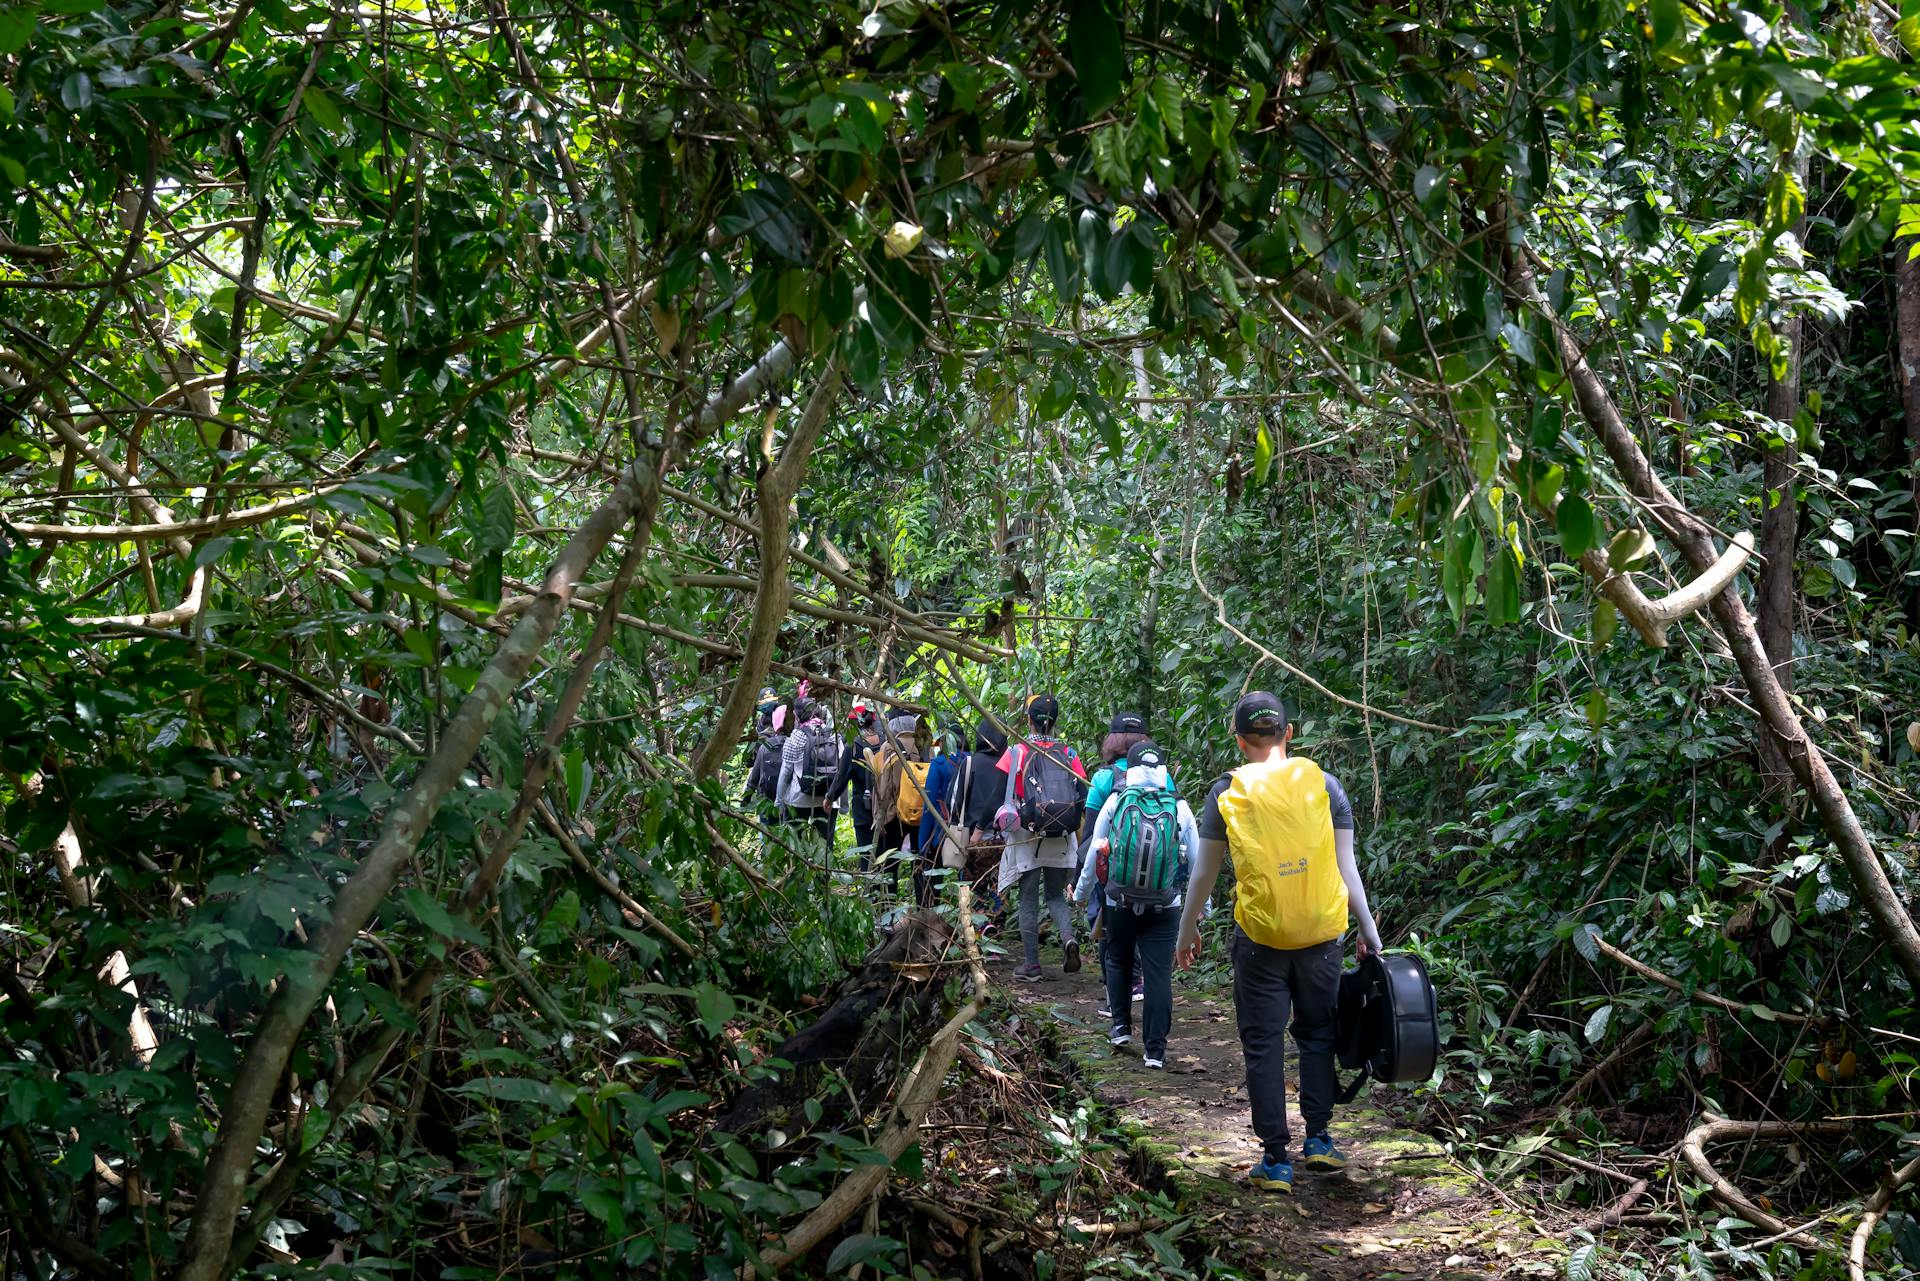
[851,807,875,872]
[1232,929,1341,1161]
[1104,902,1178,1058]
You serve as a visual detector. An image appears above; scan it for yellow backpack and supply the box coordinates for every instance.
[1216,755,1347,950]
[897,758,932,825]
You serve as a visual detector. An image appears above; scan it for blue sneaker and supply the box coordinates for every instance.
[1302,1134,1347,1171]
[1249,1157,1293,1193]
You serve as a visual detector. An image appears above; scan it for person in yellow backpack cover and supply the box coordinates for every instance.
[1175,692,1383,1196]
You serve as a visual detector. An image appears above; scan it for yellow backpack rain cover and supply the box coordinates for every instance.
[897,758,931,824]
[1217,755,1348,950]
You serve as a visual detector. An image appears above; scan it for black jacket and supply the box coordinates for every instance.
[950,721,1010,830]
[827,729,886,824]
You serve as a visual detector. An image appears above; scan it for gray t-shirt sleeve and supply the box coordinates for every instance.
[1197,774,1233,842]
[1324,773,1355,831]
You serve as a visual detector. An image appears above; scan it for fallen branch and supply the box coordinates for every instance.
[1557,1015,1663,1110]
[534,800,697,960]
[749,883,990,1274]
[1591,932,1820,1026]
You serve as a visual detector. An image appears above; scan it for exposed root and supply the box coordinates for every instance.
[1849,1152,1920,1281]
[1678,1112,1852,1248]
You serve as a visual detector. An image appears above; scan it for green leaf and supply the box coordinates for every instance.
[0,4,38,55]
[1769,912,1792,948]
[302,86,343,131]
[1554,493,1596,558]
[1734,242,1770,325]
[402,887,482,944]
[1649,0,1685,50]
[191,536,237,569]
[1675,244,1732,315]
[1571,923,1600,962]
[1583,1003,1612,1045]
[1252,423,1274,486]
[1607,527,1655,571]
[1590,599,1619,648]
[1765,165,1804,234]
[825,1234,901,1275]
[1068,0,1125,115]
[1567,1242,1596,1281]
[60,72,92,112]
[1485,544,1519,625]
[1042,217,1081,303]
[1150,75,1184,143]
[1582,687,1608,729]
[693,982,737,1035]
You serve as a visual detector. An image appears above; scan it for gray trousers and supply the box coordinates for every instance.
[1232,929,1342,1161]
[1017,866,1075,965]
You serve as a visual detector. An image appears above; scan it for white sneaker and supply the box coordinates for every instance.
[1143,1057,1164,1069]
[1108,1028,1131,1047]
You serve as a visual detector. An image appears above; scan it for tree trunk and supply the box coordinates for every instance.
[692,357,843,778]
[1895,234,1920,626]
[1540,280,1920,996]
[1756,152,1808,793]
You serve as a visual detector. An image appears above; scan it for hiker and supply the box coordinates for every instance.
[1175,692,1383,1195]
[994,693,1088,981]
[859,710,931,896]
[1081,710,1156,1016]
[876,711,929,861]
[775,695,841,849]
[825,701,887,870]
[1074,740,1197,1070]
[922,718,1009,926]
[742,693,788,810]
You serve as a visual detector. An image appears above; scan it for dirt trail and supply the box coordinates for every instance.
[997,948,1553,1279]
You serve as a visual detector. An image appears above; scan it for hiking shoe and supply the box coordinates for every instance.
[1302,1134,1348,1171]
[1249,1157,1294,1193]
[1131,980,1144,1003]
[1143,1056,1164,1070]
[1014,963,1044,982]
[1063,940,1082,973]
[1109,1025,1132,1047]
[1096,1002,1114,1019]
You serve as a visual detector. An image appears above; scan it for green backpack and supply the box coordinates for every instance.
[1108,785,1181,907]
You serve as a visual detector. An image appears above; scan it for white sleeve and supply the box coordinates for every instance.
[1336,827,1382,950]
[1075,796,1119,902]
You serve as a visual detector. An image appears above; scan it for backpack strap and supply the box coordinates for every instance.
[1335,1070,1369,1105]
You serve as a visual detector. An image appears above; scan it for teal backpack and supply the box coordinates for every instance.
[1107,784,1181,907]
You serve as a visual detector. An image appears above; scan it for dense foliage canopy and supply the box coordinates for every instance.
[2,0,1919,1276]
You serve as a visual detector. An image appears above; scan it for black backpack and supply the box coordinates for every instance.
[1335,952,1438,1102]
[798,725,840,799]
[1018,737,1083,837]
[752,733,786,801]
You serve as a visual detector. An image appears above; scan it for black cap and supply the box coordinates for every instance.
[1025,693,1060,726]
[1108,709,1147,734]
[1233,691,1288,738]
[1126,739,1165,769]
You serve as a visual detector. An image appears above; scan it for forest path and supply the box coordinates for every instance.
[996,945,1559,1279]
